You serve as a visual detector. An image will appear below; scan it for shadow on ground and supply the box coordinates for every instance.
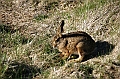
[53,40,115,62]
[2,61,41,79]
[83,40,115,61]
[0,24,16,33]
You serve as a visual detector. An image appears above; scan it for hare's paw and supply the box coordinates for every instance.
[68,58,82,63]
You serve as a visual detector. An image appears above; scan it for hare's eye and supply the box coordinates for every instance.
[56,37,60,42]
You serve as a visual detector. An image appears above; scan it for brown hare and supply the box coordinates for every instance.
[52,20,95,62]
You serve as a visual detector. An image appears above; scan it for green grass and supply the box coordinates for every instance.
[1,0,120,78]
[34,14,49,21]
[0,53,8,78]
[74,0,108,17]
[0,24,32,48]
[0,24,33,78]
[79,64,93,77]
[32,34,64,65]
[41,70,50,78]
[117,54,120,62]
[0,32,31,48]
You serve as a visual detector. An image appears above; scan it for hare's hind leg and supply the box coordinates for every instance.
[76,48,84,62]
[69,46,84,62]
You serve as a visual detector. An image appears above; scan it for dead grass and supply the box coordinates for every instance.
[0,0,120,79]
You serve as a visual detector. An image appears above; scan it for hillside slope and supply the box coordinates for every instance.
[0,0,120,79]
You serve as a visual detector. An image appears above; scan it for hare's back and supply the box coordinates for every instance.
[62,31,95,53]
[62,31,92,39]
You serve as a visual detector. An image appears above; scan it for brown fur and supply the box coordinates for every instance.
[52,20,95,62]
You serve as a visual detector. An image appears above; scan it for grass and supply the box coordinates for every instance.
[0,24,34,78]
[0,32,31,48]
[1,61,41,79]
[0,53,8,78]
[41,70,50,78]
[61,12,72,19]
[74,0,108,17]
[117,54,120,62]
[109,24,120,36]
[79,64,93,75]
[0,29,64,78]
[44,1,58,11]
[34,14,49,21]
[0,0,14,7]
[1,0,120,79]
[0,24,31,48]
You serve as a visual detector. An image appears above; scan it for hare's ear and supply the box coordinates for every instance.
[60,20,64,33]
[57,20,64,37]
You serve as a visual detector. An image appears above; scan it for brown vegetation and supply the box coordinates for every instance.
[0,0,120,79]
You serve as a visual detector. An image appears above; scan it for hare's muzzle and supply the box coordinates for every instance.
[52,41,57,48]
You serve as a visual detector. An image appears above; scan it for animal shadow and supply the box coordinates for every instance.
[2,61,41,79]
[83,40,115,61]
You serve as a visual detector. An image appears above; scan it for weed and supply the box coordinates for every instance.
[34,14,48,21]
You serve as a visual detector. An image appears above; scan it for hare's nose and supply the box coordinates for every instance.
[53,46,57,49]
[52,42,57,48]
[53,45,55,48]
[52,44,56,48]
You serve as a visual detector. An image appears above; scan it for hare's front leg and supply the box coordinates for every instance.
[59,48,70,60]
